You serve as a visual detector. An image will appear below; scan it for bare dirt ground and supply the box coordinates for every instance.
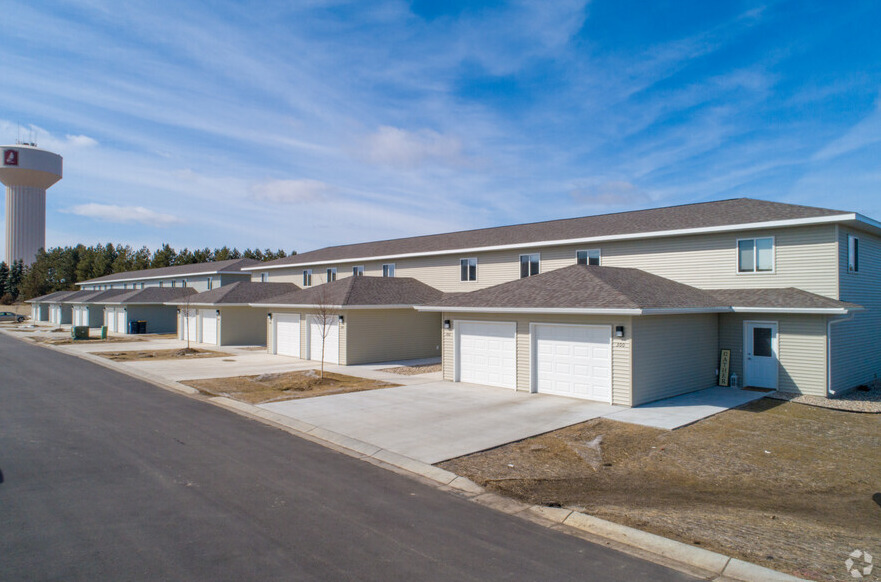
[93,348,231,362]
[378,363,442,376]
[30,335,141,345]
[183,370,399,404]
[439,399,881,581]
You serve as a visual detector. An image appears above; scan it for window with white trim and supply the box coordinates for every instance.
[159,281,164,287]
[520,253,540,278]
[737,237,773,273]
[848,235,859,272]
[460,258,477,281]
[303,269,312,286]
[326,267,337,282]
[353,266,364,276]
[260,273,267,283]
[576,249,601,266]
[207,277,214,290]
[140,282,145,289]
[382,263,395,277]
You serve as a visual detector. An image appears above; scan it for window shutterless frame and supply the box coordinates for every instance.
[326,267,337,282]
[382,263,395,277]
[303,269,312,286]
[576,249,601,266]
[848,235,859,272]
[736,236,775,274]
[352,266,364,276]
[519,253,540,278]
[460,258,477,281]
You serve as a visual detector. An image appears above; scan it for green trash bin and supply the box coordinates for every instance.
[70,326,89,340]
[100,326,108,340]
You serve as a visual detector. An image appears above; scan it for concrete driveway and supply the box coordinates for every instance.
[260,382,622,464]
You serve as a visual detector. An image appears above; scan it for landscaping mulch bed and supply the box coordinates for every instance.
[378,363,442,376]
[770,381,881,413]
[93,348,230,361]
[183,370,399,404]
[438,398,881,581]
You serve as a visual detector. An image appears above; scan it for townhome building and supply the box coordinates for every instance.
[244,198,878,406]
[28,258,258,333]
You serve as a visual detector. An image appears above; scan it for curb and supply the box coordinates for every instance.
[9,329,808,582]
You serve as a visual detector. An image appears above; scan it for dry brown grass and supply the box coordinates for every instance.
[439,399,881,581]
[93,348,231,361]
[32,335,141,344]
[183,370,399,404]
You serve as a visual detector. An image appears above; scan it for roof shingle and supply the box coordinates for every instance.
[254,276,444,307]
[79,258,260,285]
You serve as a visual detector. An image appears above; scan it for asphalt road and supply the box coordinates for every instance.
[0,332,699,581]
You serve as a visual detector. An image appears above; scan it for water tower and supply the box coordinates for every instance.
[0,144,63,266]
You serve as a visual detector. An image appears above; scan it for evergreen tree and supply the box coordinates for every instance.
[7,260,24,300]
[0,262,8,297]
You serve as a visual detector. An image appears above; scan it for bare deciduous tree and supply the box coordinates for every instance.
[311,276,337,380]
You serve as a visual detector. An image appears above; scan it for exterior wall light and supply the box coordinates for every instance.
[338,315,345,323]
[444,320,452,330]
[615,325,625,338]
[267,313,273,320]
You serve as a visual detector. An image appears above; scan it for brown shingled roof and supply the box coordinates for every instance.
[93,287,197,305]
[708,288,862,311]
[253,198,850,268]
[174,282,298,305]
[27,290,77,303]
[255,276,444,307]
[428,265,724,311]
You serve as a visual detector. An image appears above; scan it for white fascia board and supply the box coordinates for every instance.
[415,306,645,315]
[730,306,857,314]
[248,303,414,310]
[640,307,731,315]
[76,270,249,287]
[244,214,856,272]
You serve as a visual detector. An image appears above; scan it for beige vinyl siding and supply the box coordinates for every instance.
[344,309,441,365]
[719,313,828,396]
[441,312,633,406]
[217,307,268,346]
[249,225,838,296]
[831,227,881,392]
[631,314,719,406]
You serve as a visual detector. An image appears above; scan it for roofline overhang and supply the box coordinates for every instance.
[244,214,864,272]
[165,302,254,307]
[76,270,250,287]
[729,306,860,314]
[250,303,417,310]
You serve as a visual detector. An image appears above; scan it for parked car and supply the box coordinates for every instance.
[0,311,26,323]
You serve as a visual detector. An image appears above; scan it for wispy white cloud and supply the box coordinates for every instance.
[250,179,334,203]
[812,96,881,162]
[356,126,465,169]
[62,204,183,227]
[570,181,651,207]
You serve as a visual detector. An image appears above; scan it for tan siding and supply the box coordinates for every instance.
[631,314,719,406]
[344,309,441,365]
[831,227,881,392]
[441,312,633,406]
[719,313,827,396]
[250,225,838,296]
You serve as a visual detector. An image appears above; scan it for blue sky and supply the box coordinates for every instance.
[2,1,880,257]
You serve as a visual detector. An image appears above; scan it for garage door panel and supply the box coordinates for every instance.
[274,313,300,357]
[308,316,339,365]
[457,322,516,389]
[534,324,611,402]
[201,310,217,345]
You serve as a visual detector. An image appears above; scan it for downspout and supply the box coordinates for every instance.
[826,313,855,396]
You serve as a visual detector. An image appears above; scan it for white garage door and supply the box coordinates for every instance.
[72,306,82,326]
[117,309,128,334]
[308,316,339,365]
[182,309,198,342]
[200,310,218,345]
[273,313,300,357]
[533,324,611,402]
[457,321,517,389]
[104,308,114,331]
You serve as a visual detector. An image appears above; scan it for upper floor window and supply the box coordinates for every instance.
[326,267,337,282]
[171,280,177,288]
[260,273,267,283]
[576,249,601,266]
[848,235,859,272]
[353,266,364,276]
[140,282,145,289]
[207,277,214,290]
[737,237,773,273]
[383,263,395,277]
[520,253,540,278]
[303,269,312,286]
[460,258,477,282]
[159,281,164,288]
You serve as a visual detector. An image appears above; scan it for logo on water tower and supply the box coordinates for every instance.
[3,149,18,166]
